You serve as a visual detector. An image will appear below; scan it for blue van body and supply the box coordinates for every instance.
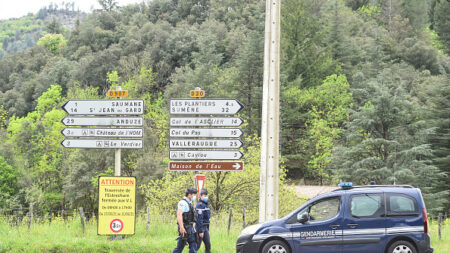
[236,185,433,253]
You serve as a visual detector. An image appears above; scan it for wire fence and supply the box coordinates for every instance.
[0,206,255,234]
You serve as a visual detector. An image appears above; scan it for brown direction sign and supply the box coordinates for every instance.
[169,161,244,171]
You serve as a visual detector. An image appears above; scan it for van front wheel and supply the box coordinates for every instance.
[261,240,291,253]
[387,240,417,253]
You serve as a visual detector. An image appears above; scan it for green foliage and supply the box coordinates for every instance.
[0,156,17,208]
[37,34,67,54]
[0,105,7,129]
[284,74,353,183]
[0,0,448,216]
[142,135,307,222]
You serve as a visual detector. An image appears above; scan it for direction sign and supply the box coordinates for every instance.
[61,139,143,149]
[170,139,242,149]
[62,116,143,126]
[170,99,243,115]
[170,128,243,138]
[62,128,143,138]
[169,161,244,171]
[169,150,243,160]
[62,99,144,115]
[170,117,243,127]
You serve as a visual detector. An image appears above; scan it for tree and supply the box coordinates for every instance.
[37,34,67,55]
[433,0,450,53]
[46,19,64,34]
[0,156,17,208]
[98,0,118,11]
[284,74,353,183]
[332,67,447,213]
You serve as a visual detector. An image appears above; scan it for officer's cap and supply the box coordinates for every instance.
[200,188,208,196]
[186,187,198,195]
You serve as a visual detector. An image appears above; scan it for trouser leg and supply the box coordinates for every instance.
[187,227,197,253]
[203,227,211,253]
[173,237,186,253]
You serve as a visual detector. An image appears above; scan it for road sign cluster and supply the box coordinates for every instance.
[169,96,244,171]
[61,98,144,149]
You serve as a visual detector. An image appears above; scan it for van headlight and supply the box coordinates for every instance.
[240,224,262,236]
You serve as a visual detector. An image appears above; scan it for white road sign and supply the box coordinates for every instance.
[170,128,243,138]
[62,128,143,138]
[61,139,143,149]
[62,116,144,126]
[62,100,144,115]
[170,139,242,149]
[169,150,243,160]
[170,99,243,115]
[170,117,243,127]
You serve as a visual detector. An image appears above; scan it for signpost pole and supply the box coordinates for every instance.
[113,86,121,240]
[259,0,280,223]
[115,86,122,177]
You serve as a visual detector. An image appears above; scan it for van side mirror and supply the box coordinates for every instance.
[297,213,309,223]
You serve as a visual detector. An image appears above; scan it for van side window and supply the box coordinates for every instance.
[350,194,384,218]
[387,194,419,216]
[309,197,340,222]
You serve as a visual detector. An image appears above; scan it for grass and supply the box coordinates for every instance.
[0,214,241,253]
[0,215,448,252]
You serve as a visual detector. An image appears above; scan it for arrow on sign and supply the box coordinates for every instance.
[170,117,244,127]
[61,139,143,149]
[170,128,243,138]
[62,100,144,115]
[232,163,241,170]
[169,139,242,149]
[169,150,243,160]
[170,99,243,115]
[62,116,144,126]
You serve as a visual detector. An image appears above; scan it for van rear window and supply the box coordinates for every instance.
[387,193,419,216]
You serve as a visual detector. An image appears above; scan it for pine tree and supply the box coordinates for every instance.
[332,67,447,212]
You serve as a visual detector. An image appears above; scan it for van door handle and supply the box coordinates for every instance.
[330,224,340,229]
[347,223,358,228]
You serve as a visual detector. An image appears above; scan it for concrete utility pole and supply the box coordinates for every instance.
[259,0,280,223]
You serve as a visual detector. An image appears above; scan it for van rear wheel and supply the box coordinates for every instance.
[261,240,290,253]
[387,240,417,253]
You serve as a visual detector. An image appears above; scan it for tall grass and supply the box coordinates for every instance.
[0,214,448,252]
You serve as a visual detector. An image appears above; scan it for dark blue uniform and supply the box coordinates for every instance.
[196,199,211,253]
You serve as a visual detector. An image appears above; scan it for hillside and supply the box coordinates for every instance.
[0,3,85,59]
[0,0,448,219]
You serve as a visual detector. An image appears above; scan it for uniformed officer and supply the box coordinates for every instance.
[173,187,198,253]
[196,188,211,253]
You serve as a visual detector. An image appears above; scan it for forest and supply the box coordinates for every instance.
[0,0,448,222]
[0,2,85,60]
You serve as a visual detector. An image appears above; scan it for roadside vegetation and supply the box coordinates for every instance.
[0,215,448,252]
[0,0,448,242]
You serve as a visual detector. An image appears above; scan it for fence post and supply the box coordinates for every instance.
[438,213,442,240]
[61,209,65,220]
[79,207,85,234]
[27,203,33,230]
[227,209,233,235]
[242,208,246,228]
[146,206,150,232]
